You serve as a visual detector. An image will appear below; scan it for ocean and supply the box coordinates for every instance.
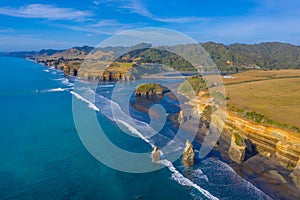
[0,57,272,199]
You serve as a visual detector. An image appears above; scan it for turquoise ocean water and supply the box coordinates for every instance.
[0,57,272,199]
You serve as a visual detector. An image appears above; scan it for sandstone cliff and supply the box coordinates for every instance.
[225,112,300,169]
[35,56,136,81]
[187,92,300,189]
[186,89,300,170]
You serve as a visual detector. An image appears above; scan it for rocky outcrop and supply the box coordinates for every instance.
[35,57,136,81]
[151,146,161,163]
[228,133,246,163]
[184,87,300,169]
[225,112,300,169]
[291,156,300,188]
[182,140,195,166]
[134,83,167,97]
[186,89,300,169]
[178,110,184,124]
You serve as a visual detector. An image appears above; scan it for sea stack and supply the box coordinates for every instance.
[151,146,161,163]
[182,140,195,166]
[178,110,184,124]
[228,133,246,163]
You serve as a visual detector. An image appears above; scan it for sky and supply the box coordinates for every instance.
[0,0,300,51]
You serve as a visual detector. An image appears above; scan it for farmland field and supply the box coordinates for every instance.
[222,70,300,129]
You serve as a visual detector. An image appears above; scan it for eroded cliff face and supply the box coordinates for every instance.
[35,58,136,81]
[187,90,300,170]
[225,112,300,169]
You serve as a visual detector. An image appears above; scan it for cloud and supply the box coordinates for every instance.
[0,28,15,33]
[59,20,139,35]
[119,0,152,17]
[153,17,208,23]
[91,19,124,27]
[93,0,101,6]
[0,4,93,21]
[116,0,205,23]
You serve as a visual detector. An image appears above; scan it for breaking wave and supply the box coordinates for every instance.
[70,91,99,112]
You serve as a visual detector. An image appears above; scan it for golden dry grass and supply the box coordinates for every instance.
[223,70,300,128]
[223,69,300,85]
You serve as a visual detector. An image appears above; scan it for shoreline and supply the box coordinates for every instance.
[33,58,300,199]
[196,127,300,199]
[130,91,300,200]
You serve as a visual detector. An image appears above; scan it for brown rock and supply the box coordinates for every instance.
[182,140,195,166]
[228,133,246,163]
[151,146,160,163]
[178,110,184,124]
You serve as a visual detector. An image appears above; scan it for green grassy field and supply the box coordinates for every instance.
[224,70,300,129]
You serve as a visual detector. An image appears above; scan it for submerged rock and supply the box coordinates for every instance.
[182,140,195,166]
[291,156,300,188]
[228,133,246,163]
[151,146,161,163]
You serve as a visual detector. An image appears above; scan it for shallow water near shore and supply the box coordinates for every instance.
[0,57,272,199]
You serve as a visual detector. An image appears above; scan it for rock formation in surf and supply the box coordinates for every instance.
[228,133,246,163]
[182,140,195,166]
[178,110,184,124]
[151,146,161,163]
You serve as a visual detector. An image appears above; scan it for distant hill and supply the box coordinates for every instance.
[3,42,300,73]
[201,42,300,72]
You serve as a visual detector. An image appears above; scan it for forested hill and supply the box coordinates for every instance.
[201,42,300,72]
[3,42,300,73]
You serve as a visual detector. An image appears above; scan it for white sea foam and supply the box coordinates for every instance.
[202,158,272,199]
[62,78,74,87]
[194,169,209,182]
[116,119,154,148]
[47,87,67,92]
[44,69,50,72]
[40,87,71,93]
[53,78,64,81]
[159,159,218,200]
[99,85,114,88]
[70,91,99,112]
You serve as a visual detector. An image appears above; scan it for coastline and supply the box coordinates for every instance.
[196,126,300,199]
[130,90,300,199]
[20,57,300,199]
